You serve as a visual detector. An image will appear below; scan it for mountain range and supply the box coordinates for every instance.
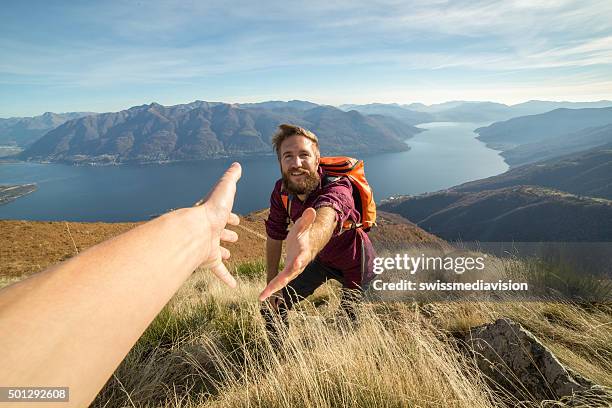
[475,107,612,149]
[340,100,612,125]
[19,101,422,164]
[7,99,612,164]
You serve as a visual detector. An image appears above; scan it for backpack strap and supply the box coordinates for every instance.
[280,189,293,228]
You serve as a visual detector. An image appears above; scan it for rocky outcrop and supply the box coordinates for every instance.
[461,318,611,406]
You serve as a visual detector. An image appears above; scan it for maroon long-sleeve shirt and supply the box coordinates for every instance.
[265,169,375,289]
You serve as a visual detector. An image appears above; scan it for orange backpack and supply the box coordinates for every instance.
[281,156,377,232]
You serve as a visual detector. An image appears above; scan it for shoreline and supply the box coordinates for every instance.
[0,183,37,206]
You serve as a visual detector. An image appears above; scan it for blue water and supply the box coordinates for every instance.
[0,122,508,221]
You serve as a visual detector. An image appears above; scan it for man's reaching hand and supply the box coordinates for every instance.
[259,208,317,301]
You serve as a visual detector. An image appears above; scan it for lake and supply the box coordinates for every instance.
[0,122,508,222]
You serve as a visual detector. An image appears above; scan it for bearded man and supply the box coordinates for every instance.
[259,124,376,341]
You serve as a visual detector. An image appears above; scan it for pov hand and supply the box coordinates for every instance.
[259,207,317,301]
[195,162,242,288]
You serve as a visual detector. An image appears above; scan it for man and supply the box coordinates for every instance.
[259,124,376,337]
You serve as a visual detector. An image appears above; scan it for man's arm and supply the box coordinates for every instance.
[259,206,335,301]
[0,163,241,408]
[266,237,283,283]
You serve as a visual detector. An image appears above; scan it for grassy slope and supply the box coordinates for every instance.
[0,214,610,407]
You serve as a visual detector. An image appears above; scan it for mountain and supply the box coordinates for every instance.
[404,100,612,123]
[20,101,420,164]
[430,102,511,123]
[0,111,95,147]
[475,107,612,151]
[237,100,319,111]
[403,101,471,113]
[379,145,612,241]
[509,100,612,116]
[379,185,612,242]
[338,103,434,125]
[500,124,612,167]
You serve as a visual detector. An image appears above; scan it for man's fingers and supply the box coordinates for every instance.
[258,261,302,301]
[220,246,231,260]
[259,274,290,302]
[210,261,237,288]
[220,228,238,243]
[227,213,240,226]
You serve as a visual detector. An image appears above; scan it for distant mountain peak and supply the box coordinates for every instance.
[20,100,420,164]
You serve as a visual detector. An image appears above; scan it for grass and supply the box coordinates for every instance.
[87,261,611,408]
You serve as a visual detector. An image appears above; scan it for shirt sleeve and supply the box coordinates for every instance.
[265,180,290,240]
[312,177,358,236]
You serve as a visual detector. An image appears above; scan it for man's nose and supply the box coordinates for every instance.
[290,156,303,168]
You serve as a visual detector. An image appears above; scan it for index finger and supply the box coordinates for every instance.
[259,273,291,302]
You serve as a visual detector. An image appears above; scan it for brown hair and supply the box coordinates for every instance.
[271,124,319,157]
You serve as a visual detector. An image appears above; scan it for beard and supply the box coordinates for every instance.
[282,167,320,195]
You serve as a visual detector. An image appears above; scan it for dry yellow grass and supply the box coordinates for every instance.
[1,218,609,407]
[85,268,611,408]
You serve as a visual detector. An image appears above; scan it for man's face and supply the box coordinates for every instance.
[279,135,320,195]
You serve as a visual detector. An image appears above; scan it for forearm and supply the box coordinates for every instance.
[258,206,336,301]
[266,237,283,283]
[0,207,210,407]
[306,206,336,261]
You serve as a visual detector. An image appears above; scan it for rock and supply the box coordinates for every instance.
[461,318,611,405]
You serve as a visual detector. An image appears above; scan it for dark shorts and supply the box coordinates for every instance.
[280,257,366,311]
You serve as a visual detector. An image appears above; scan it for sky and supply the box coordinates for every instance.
[1,0,612,117]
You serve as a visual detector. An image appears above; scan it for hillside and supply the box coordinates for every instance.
[454,144,612,199]
[379,185,612,242]
[19,101,420,164]
[0,210,440,279]
[500,124,612,167]
[2,212,610,408]
[475,107,612,150]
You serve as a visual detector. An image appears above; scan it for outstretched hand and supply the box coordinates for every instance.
[195,162,242,288]
[259,207,317,301]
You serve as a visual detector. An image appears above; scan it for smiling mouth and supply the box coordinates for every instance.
[290,170,308,176]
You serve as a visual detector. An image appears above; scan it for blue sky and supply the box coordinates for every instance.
[1,0,612,117]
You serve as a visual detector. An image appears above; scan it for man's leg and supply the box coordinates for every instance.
[260,258,330,346]
[305,261,364,324]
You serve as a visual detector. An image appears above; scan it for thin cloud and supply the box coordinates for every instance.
[1,1,612,115]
